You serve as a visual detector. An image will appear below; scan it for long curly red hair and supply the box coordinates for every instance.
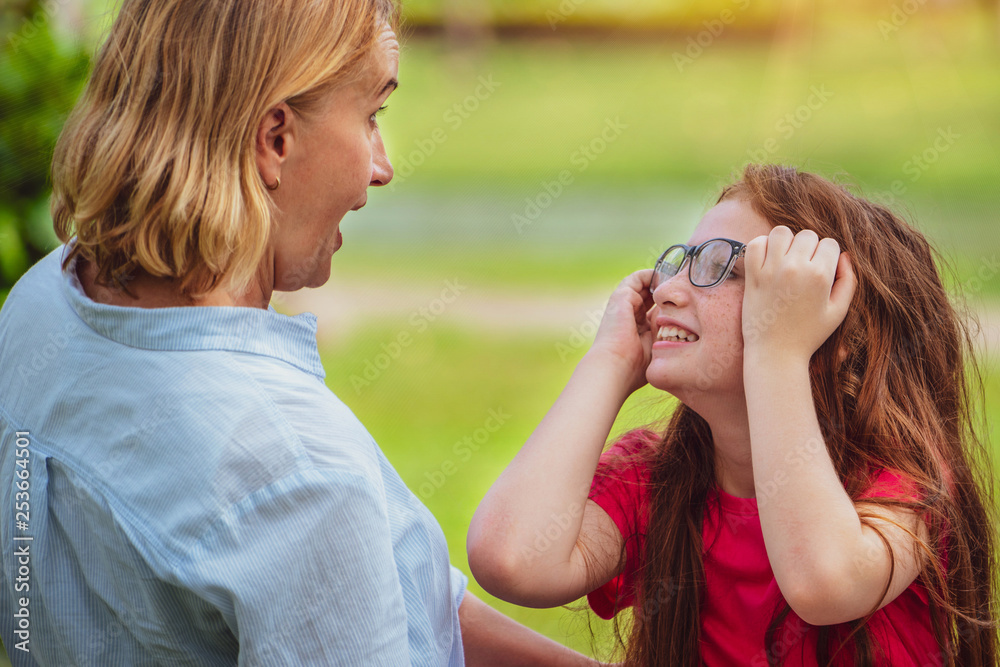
[604,164,997,666]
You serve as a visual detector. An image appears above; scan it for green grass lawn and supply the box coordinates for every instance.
[378,13,1000,197]
[320,317,999,660]
[330,208,1000,303]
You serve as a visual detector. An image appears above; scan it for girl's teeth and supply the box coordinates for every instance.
[657,326,699,342]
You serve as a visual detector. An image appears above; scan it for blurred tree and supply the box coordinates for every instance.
[979,0,1000,38]
[441,0,493,46]
[0,0,90,305]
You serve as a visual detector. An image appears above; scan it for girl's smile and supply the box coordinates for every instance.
[645,198,771,404]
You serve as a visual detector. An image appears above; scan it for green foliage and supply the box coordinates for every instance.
[400,0,786,31]
[0,1,90,293]
[381,20,1000,195]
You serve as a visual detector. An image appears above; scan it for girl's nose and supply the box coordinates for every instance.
[652,270,692,308]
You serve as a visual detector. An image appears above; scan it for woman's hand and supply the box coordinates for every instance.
[742,226,856,362]
[587,269,655,394]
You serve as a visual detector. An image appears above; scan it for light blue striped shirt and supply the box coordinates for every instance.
[0,244,467,666]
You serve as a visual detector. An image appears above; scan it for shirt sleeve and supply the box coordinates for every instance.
[858,467,921,502]
[451,564,469,612]
[586,430,657,620]
[178,469,412,666]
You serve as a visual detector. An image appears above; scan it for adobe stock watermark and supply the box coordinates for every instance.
[512,117,628,235]
[629,577,682,631]
[6,0,72,53]
[76,610,140,667]
[416,407,511,501]
[16,320,83,382]
[348,278,468,394]
[870,127,960,209]
[695,284,799,391]
[725,433,827,534]
[93,394,178,480]
[388,75,501,190]
[673,0,752,72]
[555,308,605,362]
[749,614,812,667]
[747,85,834,163]
[518,500,585,565]
[546,0,586,29]
[11,431,32,655]
[961,254,999,297]
[877,0,930,39]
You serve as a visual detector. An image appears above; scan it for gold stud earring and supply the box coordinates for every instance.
[265,176,280,191]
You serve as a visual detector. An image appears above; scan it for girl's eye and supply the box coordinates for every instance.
[370,105,388,126]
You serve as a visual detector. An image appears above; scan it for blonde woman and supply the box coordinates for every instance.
[0,1,595,664]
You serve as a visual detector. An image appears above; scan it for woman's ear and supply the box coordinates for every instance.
[255,103,294,185]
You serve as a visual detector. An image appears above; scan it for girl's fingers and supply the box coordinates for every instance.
[813,237,841,279]
[787,228,819,260]
[617,269,655,326]
[622,288,650,329]
[640,289,655,325]
[829,252,857,313]
[763,226,794,265]
[633,288,655,328]
[600,269,658,340]
[744,234,769,275]
[750,229,844,284]
[624,268,654,293]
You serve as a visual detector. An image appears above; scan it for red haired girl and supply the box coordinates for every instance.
[469,164,997,666]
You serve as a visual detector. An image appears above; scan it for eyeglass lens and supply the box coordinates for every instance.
[653,239,735,289]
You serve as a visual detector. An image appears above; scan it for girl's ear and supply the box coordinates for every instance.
[838,344,849,365]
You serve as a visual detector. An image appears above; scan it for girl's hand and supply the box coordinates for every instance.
[742,226,856,361]
[586,269,655,393]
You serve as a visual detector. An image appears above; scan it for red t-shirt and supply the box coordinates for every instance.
[587,430,943,666]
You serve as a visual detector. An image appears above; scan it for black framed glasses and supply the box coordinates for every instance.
[651,238,747,290]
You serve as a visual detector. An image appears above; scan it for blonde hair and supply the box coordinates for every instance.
[52,0,399,299]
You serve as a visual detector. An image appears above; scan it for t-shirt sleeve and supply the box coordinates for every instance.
[180,469,412,665]
[856,466,948,579]
[858,467,921,503]
[586,429,657,620]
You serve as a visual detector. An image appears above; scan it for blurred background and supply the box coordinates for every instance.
[1,0,998,661]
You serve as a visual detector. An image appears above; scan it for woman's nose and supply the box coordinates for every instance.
[371,132,393,187]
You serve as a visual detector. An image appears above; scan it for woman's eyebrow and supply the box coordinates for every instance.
[376,78,398,97]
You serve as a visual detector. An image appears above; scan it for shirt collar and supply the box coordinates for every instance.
[58,244,326,380]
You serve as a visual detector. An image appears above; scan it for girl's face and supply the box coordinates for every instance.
[646,198,773,403]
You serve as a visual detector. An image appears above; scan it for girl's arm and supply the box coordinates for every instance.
[742,226,928,627]
[458,591,604,665]
[467,270,654,608]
